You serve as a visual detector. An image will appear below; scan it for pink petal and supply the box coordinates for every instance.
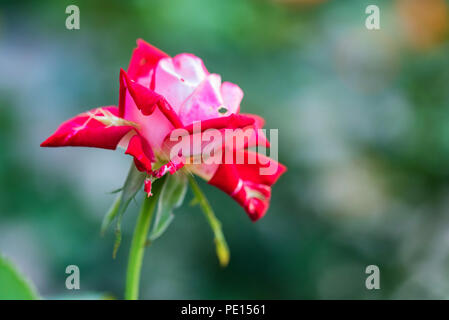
[178,74,225,124]
[121,69,163,116]
[119,70,182,152]
[178,75,244,125]
[221,81,243,114]
[154,53,209,114]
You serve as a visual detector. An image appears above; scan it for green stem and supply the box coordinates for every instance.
[188,175,230,267]
[124,180,163,300]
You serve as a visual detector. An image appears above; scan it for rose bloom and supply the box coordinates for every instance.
[41,40,286,221]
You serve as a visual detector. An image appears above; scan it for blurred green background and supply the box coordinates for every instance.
[1,0,449,299]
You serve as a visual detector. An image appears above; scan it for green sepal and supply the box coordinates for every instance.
[148,172,187,241]
[101,194,121,236]
[188,176,230,267]
[100,163,146,258]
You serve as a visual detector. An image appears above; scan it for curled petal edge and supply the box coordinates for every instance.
[40,106,136,150]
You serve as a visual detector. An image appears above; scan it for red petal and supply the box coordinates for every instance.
[125,134,154,173]
[241,113,265,128]
[238,113,270,149]
[152,158,185,178]
[144,178,153,197]
[181,113,255,134]
[208,150,286,221]
[161,113,256,161]
[119,69,183,128]
[127,39,169,81]
[121,69,161,116]
[40,106,134,150]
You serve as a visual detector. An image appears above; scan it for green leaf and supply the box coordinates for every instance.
[149,172,187,241]
[0,255,39,300]
[188,176,230,267]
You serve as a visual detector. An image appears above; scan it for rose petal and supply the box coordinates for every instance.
[238,113,270,149]
[208,150,286,221]
[161,113,256,162]
[125,134,154,173]
[144,178,153,197]
[41,106,135,150]
[221,81,243,114]
[121,68,163,116]
[119,70,183,152]
[154,53,209,114]
[178,74,224,124]
[127,39,169,81]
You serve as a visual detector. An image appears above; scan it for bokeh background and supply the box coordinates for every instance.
[1,0,449,299]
